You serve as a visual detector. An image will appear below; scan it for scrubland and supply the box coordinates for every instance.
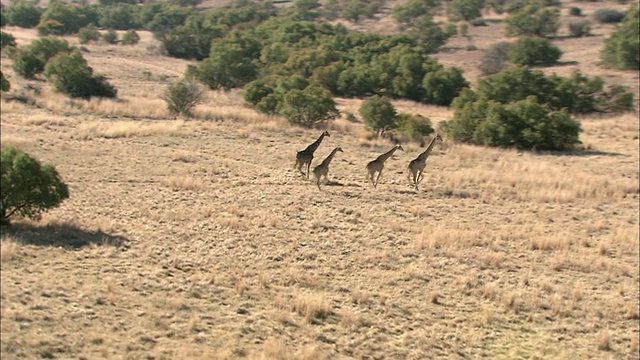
[1,2,639,359]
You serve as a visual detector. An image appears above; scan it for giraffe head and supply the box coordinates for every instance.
[335,146,343,152]
[396,144,404,151]
[435,133,443,142]
[322,130,330,137]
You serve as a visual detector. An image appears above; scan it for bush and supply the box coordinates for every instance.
[102,29,119,44]
[479,42,510,75]
[11,36,71,79]
[6,1,41,28]
[505,3,560,37]
[243,80,273,105]
[507,36,562,66]
[601,4,639,69]
[39,1,89,35]
[443,96,581,150]
[44,50,117,99]
[397,113,434,141]
[37,19,65,36]
[121,30,140,45]
[359,95,397,135]
[279,85,339,127]
[78,26,101,44]
[569,6,582,16]
[422,67,469,106]
[0,71,9,92]
[447,0,485,21]
[1,147,70,226]
[1,30,16,48]
[593,8,625,23]
[568,20,591,37]
[160,76,205,117]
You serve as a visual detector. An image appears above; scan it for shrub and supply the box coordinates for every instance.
[359,95,397,135]
[39,1,89,35]
[37,19,65,36]
[397,113,434,141]
[6,1,41,28]
[44,50,117,99]
[505,3,560,37]
[102,29,119,44]
[11,36,71,79]
[1,30,16,49]
[121,30,140,45]
[279,85,339,127]
[569,6,582,16]
[243,80,273,105]
[447,0,485,21]
[1,147,70,226]
[568,20,591,37]
[593,8,625,23]
[422,67,469,105]
[0,71,9,92]
[160,76,205,117]
[601,4,639,70]
[443,96,581,150]
[479,42,510,75]
[78,26,101,44]
[507,36,562,66]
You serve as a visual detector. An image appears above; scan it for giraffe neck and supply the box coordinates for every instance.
[305,133,326,153]
[378,146,400,162]
[321,147,340,166]
[418,136,439,161]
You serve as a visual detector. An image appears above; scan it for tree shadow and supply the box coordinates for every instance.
[0,221,129,249]
[537,148,627,157]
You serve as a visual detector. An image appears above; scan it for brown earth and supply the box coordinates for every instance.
[1,1,639,359]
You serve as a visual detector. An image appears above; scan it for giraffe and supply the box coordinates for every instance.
[294,130,330,178]
[407,133,443,190]
[312,146,343,189]
[366,144,404,188]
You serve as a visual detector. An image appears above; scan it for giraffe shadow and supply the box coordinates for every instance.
[324,180,345,187]
[1,221,129,249]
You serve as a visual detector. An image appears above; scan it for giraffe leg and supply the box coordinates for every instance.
[306,162,311,179]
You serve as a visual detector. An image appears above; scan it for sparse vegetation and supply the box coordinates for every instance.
[600,3,639,70]
[160,76,205,117]
[0,5,637,360]
[507,36,562,66]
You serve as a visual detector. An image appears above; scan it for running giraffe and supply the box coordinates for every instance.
[366,144,404,188]
[294,130,330,178]
[407,133,443,190]
[312,146,343,189]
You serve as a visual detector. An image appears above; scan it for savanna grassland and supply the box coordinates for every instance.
[1,1,639,359]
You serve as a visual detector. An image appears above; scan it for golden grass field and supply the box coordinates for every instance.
[1,1,639,359]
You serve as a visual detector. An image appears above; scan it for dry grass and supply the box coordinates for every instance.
[0,6,638,359]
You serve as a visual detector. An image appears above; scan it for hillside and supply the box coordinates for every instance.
[1,1,639,359]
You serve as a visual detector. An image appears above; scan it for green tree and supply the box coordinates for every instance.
[279,85,339,127]
[397,113,434,141]
[359,95,397,135]
[160,76,205,117]
[447,0,485,21]
[1,30,16,48]
[507,36,562,66]
[197,33,261,90]
[44,49,117,99]
[1,71,9,92]
[39,1,88,35]
[422,66,469,105]
[37,19,65,36]
[392,0,440,26]
[78,25,101,44]
[1,147,70,226]
[243,80,274,105]
[505,2,560,37]
[121,30,140,45]
[601,4,639,70]
[98,3,141,30]
[443,96,581,150]
[6,1,41,28]
[102,29,119,44]
[11,36,71,78]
